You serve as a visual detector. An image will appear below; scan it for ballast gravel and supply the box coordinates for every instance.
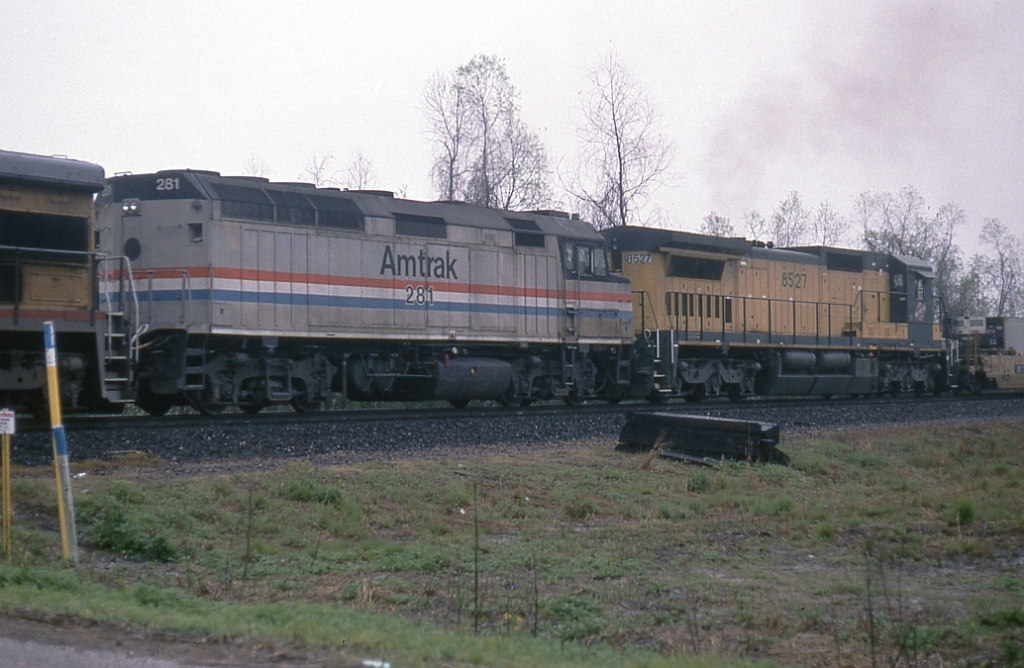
[9,397,1024,469]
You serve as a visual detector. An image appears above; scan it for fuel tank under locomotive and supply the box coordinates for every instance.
[347,355,512,404]
[757,350,877,396]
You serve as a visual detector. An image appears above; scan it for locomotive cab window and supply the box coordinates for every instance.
[561,243,607,277]
[578,246,593,276]
[561,243,575,272]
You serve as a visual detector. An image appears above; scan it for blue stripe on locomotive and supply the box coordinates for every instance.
[104,289,630,320]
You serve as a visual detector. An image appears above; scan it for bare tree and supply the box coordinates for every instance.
[947,254,988,318]
[423,70,470,201]
[858,186,966,314]
[299,150,338,188]
[422,54,550,209]
[745,210,768,242]
[860,186,934,257]
[565,51,673,228]
[343,151,377,191]
[491,116,551,210]
[811,200,847,246]
[930,202,968,316]
[769,191,810,247]
[744,192,810,247]
[243,153,271,178]
[700,212,735,237]
[978,218,1023,316]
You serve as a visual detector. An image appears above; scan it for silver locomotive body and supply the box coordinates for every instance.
[96,170,633,413]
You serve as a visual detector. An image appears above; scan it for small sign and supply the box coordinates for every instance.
[0,409,15,435]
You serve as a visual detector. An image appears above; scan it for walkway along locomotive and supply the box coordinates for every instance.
[0,150,133,416]
[95,170,635,414]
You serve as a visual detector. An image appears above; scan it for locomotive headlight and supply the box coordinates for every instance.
[121,198,141,215]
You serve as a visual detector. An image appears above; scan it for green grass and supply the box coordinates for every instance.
[3,420,1024,666]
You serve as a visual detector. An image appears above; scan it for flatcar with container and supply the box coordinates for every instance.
[949,316,1024,392]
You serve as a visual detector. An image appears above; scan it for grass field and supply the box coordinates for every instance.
[2,419,1023,667]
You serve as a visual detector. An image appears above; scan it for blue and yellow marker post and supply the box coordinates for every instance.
[1,408,13,561]
[44,322,78,564]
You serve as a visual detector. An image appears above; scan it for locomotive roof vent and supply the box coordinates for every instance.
[156,169,219,177]
[347,189,394,197]
[526,209,569,218]
[274,182,317,189]
[506,217,541,231]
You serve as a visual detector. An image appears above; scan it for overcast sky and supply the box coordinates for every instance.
[2,0,1021,252]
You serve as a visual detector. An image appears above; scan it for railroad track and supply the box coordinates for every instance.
[35,390,1015,433]
[9,392,1021,469]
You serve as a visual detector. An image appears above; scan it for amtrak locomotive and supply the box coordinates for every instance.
[95,170,634,414]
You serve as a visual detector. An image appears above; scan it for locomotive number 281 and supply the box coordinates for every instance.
[405,285,434,305]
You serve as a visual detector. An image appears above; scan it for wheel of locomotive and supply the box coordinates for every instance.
[563,393,584,406]
[684,384,706,403]
[498,384,528,408]
[727,383,745,402]
[448,398,471,409]
[291,396,323,413]
[185,388,226,415]
[136,380,175,417]
[705,373,721,397]
[646,389,668,404]
[241,402,267,414]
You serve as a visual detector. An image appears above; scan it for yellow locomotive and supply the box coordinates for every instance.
[0,150,132,415]
[603,227,945,400]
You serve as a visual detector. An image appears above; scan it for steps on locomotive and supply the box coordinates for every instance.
[183,347,206,391]
[101,311,134,402]
[652,358,671,394]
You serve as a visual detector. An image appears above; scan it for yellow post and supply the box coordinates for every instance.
[44,322,78,564]
[2,431,10,561]
[1,408,13,561]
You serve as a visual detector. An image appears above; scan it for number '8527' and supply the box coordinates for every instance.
[781,272,807,289]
